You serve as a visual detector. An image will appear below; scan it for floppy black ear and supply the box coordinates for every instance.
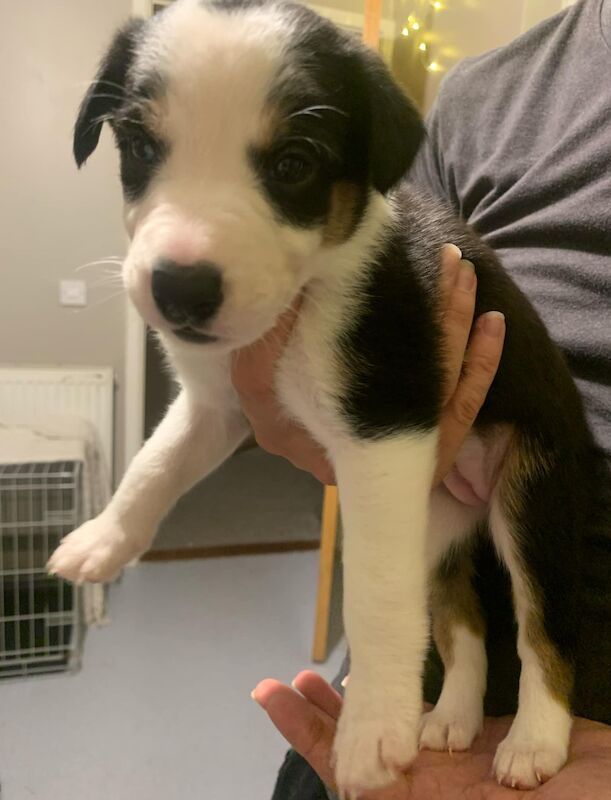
[73,19,145,168]
[365,57,426,194]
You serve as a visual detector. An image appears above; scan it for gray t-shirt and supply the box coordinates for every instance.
[325,2,610,797]
[411,0,611,459]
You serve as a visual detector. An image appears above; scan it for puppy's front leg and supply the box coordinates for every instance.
[332,430,438,797]
[48,387,249,583]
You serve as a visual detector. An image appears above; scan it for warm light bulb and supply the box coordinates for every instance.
[432,1,443,10]
[418,42,427,51]
[401,26,410,36]
[427,60,442,71]
[411,21,421,30]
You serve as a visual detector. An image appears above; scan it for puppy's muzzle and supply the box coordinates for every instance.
[151,259,223,342]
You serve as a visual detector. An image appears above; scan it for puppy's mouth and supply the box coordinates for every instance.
[172,327,219,344]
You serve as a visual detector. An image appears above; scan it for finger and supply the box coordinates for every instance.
[231,297,301,394]
[255,426,336,484]
[310,462,336,486]
[441,259,477,405]
[292,671,343,721]
[439,243,463,310]
[252,297,302,354]
[456,311,506,428]
[252,679,337,787]
[434,311,505,485]
[284,435,335,485]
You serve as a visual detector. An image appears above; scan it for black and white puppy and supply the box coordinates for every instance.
[48,0,611,794]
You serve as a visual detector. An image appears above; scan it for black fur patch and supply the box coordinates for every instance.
[250,3,424,229]
[112,112,167,202]
[345,183,611,722]
[337,227,443,438]
[73,19,146,167]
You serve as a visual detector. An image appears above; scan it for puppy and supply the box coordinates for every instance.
[49,0,611,794]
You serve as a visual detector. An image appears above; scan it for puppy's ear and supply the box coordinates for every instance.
[73,19,145,167]
[364,56,425,194]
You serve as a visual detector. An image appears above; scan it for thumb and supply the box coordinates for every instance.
[253,679,337,787]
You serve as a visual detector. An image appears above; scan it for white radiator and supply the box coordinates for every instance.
[0,366,114,477]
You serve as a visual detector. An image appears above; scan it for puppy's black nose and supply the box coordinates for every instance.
[151,259,223,328]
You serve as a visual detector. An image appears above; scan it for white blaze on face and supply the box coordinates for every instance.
[123,0,321,348]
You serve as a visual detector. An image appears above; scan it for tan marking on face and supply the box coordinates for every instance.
[322,182,363,245]
[254,104,287,150]
[430,545,486,670]
[138,97,166,137]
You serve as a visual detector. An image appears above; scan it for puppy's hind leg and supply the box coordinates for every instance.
[420,487,487,753]
[490,439,576,789]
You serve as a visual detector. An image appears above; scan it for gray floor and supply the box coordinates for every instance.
[0,553,345,800]
[153,447,324,551]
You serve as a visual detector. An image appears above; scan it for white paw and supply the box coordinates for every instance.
[333,686,419,798]
[493,732,568,789]
[419,703,482,752]
[47,513,144,583]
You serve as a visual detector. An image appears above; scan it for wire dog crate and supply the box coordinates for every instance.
[0,461,84,678]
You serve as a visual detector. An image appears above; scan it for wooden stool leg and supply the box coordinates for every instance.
[312,485,339,663]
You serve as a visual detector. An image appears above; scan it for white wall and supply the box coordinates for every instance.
[0,0,133,478]
[522,0,574,32]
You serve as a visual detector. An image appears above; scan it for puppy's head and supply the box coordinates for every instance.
[75,0,424,349]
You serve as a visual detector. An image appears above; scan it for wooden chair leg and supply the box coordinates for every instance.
[312,485,339,663]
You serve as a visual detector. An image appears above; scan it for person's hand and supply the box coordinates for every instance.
[253,672,611,799]
[231,244,506,486]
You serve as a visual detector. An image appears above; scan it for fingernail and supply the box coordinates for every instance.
[250,688,261,704]
[482,311,505,336]
[443,243,462,260]
[457,260,475,290]
[340,674,350,688]
[290,679,298,691]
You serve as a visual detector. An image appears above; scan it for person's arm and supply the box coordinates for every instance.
[231,244,505,486]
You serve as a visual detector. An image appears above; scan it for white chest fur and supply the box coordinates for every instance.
[276,277,356,454]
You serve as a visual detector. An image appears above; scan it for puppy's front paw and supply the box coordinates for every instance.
[47,514,144,583]
[333,684,419,798]
[493,731,568,789]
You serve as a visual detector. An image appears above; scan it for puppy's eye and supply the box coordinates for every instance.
[129,136,158,163]
[270,151,316,184]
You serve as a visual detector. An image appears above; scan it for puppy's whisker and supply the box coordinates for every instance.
[90,281,124,291]
[113,115,148,127]
[288,104,349,121]
[74,289,125,312]
[89,271,124,287]
[75,78,128,94]
[83,112,146,138]
[290,135,338,161]
[75,258,124,273]
[86,92,125,103]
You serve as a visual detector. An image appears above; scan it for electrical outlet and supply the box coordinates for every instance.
[59,280,87,307]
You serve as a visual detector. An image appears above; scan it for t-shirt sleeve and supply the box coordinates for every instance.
[406,67,467,215]
[408,97,448,202]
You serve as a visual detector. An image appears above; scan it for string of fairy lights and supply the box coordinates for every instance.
[400,1,445,73]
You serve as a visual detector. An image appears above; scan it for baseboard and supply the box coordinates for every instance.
[142,539,320,561]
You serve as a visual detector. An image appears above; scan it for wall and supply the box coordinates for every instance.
[0,0,133,479]
[422,0,572,112]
